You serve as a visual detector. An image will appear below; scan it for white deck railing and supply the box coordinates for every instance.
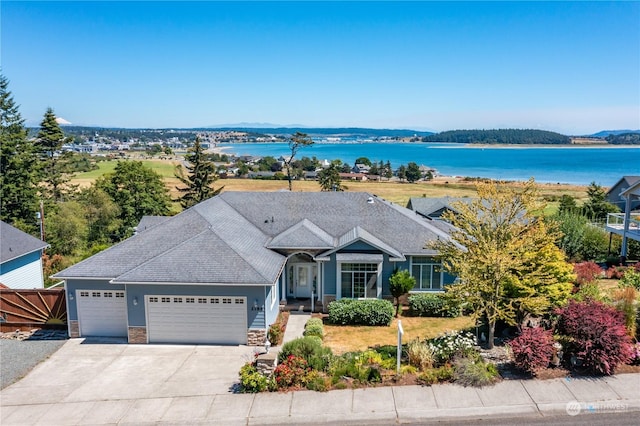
[606,213,640,239]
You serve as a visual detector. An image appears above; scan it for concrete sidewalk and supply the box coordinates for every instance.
[2,369,638,425]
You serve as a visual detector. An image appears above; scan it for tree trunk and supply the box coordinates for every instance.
[395,299,400,318]
[487,319,496,349]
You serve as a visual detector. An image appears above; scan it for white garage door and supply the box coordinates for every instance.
[76,290,128,337]
[146,295,248,345]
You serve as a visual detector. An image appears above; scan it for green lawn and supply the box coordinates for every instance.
[73,158,179,181]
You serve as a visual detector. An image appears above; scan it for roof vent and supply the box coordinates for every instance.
[367,197,374,204]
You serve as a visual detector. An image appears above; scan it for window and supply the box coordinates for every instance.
[235,298,244,304]
[161,297,170,303]
[198,298,207,303]
[340,263,378,299]
[211,298,220,304]
[115,292,124,298]
[222,298,231,304]
[92,292,101,297]
[174,297,183,303]
[80,291,89,297]
[149,297,158,303]
[411,257,443,291]
[186,298,195,303]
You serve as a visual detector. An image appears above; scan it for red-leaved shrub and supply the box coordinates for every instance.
[273,355,310,389]
[606,265,627,280]
[573,262,603,286]
[509,327,555,376]
[556,300,633,375]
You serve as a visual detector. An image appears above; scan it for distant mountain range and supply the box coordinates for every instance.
[588,130,640,138]
[206,127,433,138]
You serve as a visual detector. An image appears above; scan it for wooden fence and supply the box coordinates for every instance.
[0,288,67,331]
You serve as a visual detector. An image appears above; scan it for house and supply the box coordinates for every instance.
[52,192,456,346]
[339,172,368,181]
[407,197,473,220]
[605,178,640,261]
[606,176,640,212]
[1,221,49,289]
[352,163,371,174]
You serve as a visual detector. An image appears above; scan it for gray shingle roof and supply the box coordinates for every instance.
[407,197,472,218]
[1,221,48,264]
[267,219,334,250]
[136,216,171,233]
[54,192,453,284]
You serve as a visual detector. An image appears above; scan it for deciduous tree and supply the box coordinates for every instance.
[389,269,416,317]
[95,161,171,238]
[431,179,574,348]
[175,137,223,209]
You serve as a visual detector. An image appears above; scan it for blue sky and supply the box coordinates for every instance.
[2,1,639,134]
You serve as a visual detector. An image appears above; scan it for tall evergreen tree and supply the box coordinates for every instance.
[582,181,619,221]
[175,137,223,209]
[405,162,422,183]
[36,107,71,201]
[0,74,40,232]
[318,162,345,191]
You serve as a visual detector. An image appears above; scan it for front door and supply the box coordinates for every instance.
[294,264,316,298]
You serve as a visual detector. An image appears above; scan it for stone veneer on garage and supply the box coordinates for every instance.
[69,320,79,338]
[128,326,147,344]
[247,329,266,346]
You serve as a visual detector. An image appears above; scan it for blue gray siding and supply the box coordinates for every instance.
[65,279,123,321]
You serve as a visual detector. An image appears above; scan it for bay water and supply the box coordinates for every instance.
[220,142,639,186]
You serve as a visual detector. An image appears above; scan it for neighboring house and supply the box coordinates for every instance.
[352,163,371,174]
[605,178,640,260]
[606,176,640,212]
[53,192,456,346]
[339,172,368,181]
[407,197,473,220]
[0,221,49,289]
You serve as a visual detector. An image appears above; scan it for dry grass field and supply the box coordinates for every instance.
[71,157,589,211]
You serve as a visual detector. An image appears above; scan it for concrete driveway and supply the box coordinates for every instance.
[0,338,256,424]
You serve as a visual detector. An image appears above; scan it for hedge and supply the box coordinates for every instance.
[303,318,324,339]
[327,299,394,326]
[408,293,460,317]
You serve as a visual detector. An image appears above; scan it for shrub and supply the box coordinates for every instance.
[303,318,324,339]
[508,327,555,376]
[273,355,310,389]
[620,269,640,291]
[327,299,394,326]
[279,336,333,371]
[305,370,330,392]
[239,362,268,393]
[267,311,288,345]
[408,293,460,317]
[406,339,434,371]
[606,265,627,280]
[428,330,477,366]
[556,300,634,375]
[329,350,384,384]
[452,355,500,387]
[573,261,603,286]
[417,365,454,385]
[570,282,604,302]
[613,287,638,338]
[630,342,640,366]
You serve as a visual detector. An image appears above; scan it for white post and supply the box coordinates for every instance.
[311,291,315,313]
[397,320,404,375]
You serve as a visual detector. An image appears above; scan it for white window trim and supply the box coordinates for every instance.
[409,256,444,291]
[270,283,277,309]
[336,260,382,300]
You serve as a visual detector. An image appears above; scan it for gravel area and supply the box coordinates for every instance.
[1,339,66,389]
